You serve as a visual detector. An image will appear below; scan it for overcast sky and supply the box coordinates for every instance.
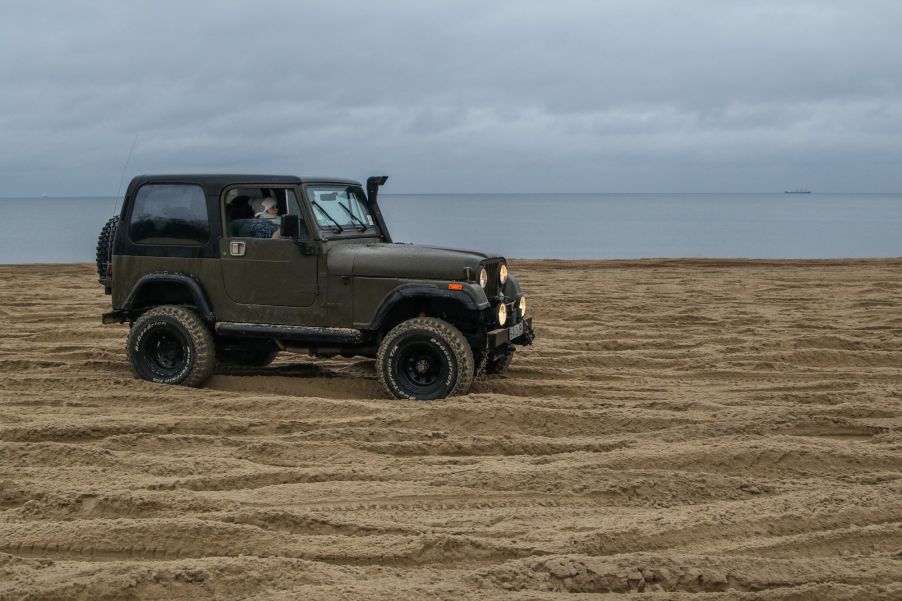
[2,0,901,195]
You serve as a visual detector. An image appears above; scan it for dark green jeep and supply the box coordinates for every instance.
[96,174,533,400]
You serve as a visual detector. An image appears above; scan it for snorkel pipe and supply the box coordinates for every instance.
[366,175,392,243]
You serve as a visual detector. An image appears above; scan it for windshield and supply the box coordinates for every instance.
[306,186,375,233]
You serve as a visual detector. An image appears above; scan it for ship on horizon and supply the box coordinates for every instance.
[784,188,812,194]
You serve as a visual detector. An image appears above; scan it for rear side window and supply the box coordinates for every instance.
[129,184,209,245]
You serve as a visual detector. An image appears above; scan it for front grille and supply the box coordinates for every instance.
[483,259,501,297]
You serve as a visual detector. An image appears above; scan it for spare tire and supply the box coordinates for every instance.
[96,215,119,283]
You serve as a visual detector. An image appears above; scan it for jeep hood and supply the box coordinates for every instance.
[327,243,501,280]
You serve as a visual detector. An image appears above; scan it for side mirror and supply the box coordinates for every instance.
[281,214,302,238]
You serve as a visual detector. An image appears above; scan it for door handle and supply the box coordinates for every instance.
[229,241,246,256]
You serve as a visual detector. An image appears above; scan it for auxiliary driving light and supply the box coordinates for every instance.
[497,303,507,326]
[499,263,509,285]
[519,296,526,317]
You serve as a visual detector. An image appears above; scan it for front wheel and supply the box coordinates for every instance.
[377,317,474,400]
[477,347,515,376]
[127,305,215,387]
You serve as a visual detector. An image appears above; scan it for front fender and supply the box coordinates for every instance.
[363,282,489,330]
[503,274,524,299]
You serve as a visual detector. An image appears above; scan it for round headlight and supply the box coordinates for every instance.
[479,267,488,288]
[518,296,526,317]
[497,303,507,326]
[499,263,509,285]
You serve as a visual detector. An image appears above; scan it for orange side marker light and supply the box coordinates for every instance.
[448,283,464,290]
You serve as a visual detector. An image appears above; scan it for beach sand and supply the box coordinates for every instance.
[1,259,901,600]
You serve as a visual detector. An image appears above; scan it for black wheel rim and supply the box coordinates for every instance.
[139,325,188,378]
[395,339,449,394]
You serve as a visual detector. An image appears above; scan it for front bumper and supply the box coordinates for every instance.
[487,316,534,348]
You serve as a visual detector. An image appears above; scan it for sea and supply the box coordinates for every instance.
[1,193,900,264]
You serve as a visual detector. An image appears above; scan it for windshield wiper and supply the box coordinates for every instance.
[311,200,343,233]
[337,202,368,231]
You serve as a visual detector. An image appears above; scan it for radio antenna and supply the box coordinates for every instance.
[113,133,140,213]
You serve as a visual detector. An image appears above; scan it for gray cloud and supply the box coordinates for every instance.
[1,0,901,194]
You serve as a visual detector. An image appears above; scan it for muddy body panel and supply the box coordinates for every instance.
[326,242,494,280]
[111,254,348,328]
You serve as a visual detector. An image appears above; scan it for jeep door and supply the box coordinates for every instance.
[219,186,317,309]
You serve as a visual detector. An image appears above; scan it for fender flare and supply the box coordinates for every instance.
[502,273,523,299]
[122,273,215,322]
[365,284,489,330]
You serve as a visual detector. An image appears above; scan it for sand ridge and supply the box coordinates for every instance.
[1,260,901,600]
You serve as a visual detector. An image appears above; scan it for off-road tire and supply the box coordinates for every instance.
[377,317,474,400]
[127,305,215,387]
[216,347,278,368]
[96,215,119,282]
[484,347,515,375]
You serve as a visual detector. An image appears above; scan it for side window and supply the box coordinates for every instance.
[284,189,310,240]
[223,187,309,240]
[129,184,209,245]
[285,189,302,217]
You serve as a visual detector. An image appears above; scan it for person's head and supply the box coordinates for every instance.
[256,198,278,218]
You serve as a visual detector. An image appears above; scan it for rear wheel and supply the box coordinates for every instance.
[377,317,474,400]
[127,305,214,387]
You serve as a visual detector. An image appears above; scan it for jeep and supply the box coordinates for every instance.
[96,175,533,400]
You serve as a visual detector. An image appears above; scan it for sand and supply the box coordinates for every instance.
[1,259,901,600]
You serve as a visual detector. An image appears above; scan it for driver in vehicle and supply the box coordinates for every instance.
[249,198,281,239]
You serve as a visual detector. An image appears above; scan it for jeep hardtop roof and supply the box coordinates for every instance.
[129,174,361,189]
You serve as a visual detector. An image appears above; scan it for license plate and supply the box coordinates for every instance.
[508,321,524,341]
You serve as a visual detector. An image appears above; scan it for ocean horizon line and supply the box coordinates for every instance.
[2,191,902,200]
[1,192,900,263]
